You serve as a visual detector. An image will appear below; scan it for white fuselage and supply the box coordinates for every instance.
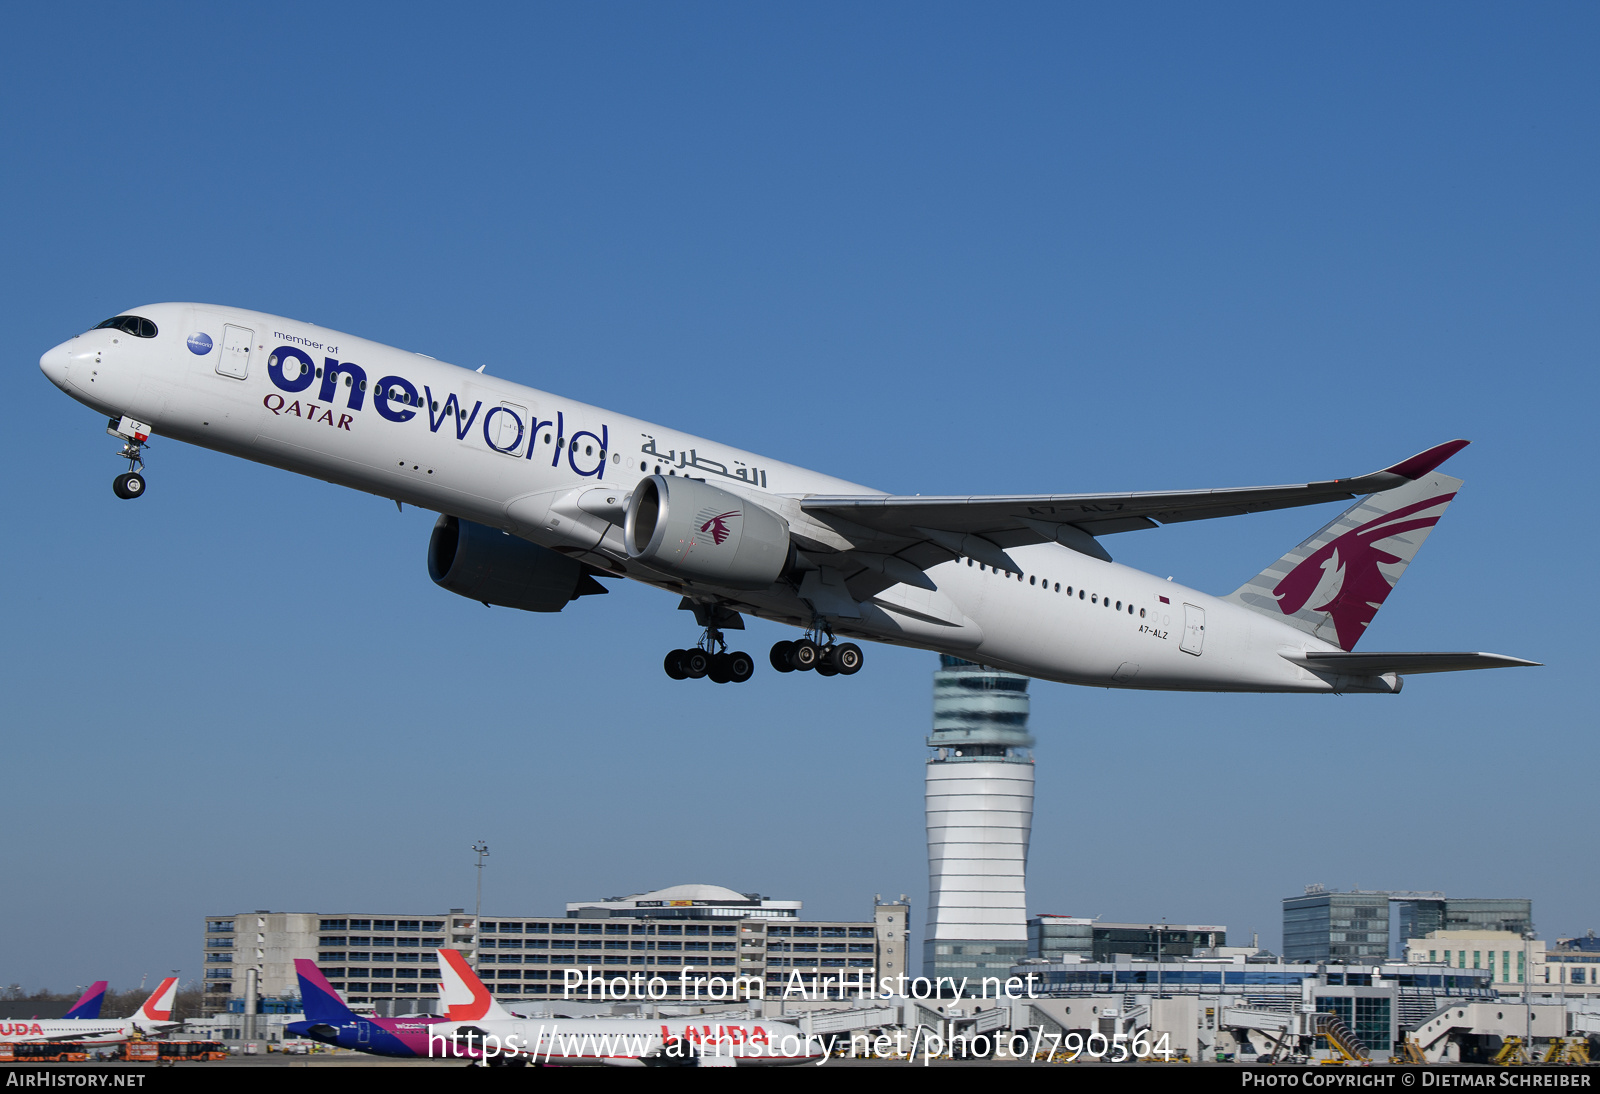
[40,302,1355,693]
[0,1017,170,1047]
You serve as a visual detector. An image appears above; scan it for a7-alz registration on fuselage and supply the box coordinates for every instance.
[40,304,1535,693]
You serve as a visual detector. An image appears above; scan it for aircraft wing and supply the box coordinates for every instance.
[1281,651,1541,676]
[799,440,1470,568]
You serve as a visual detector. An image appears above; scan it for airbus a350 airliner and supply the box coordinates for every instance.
[40,304,1534,693]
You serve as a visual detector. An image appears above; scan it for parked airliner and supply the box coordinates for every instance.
[39,305,1534,692]
[426,947,821,1066]
[286,952,819,1066]
[0,979,178,1045]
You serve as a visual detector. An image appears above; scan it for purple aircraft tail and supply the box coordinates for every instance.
[63,981,108,1020]
[294,960,358,1025]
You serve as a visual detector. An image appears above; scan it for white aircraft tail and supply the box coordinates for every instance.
[1226,469,1462,650]
[437,948,515,1022]
[134,977,180,1026]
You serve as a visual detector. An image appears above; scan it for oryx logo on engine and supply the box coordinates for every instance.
[697,509,740,546]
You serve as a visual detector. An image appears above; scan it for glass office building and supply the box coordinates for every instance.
[1286,890,1534,965]
[1441,899,1533,936]
[1283,892,1390,964]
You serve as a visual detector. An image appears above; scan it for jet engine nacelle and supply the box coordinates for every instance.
[428,515,607,612]
[623,475,791,589]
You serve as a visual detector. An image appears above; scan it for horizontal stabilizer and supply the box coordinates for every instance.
[1281,651,1540,676]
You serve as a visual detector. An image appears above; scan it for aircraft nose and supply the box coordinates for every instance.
[39,341,73,390]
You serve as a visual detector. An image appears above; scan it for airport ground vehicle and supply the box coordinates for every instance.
[122,1040,228,1062]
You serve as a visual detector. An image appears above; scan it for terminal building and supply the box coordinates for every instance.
[1013,955,1499,1059]
[1404,929,1600,999]
[202,885,910,1015]
[923,656,1034,992]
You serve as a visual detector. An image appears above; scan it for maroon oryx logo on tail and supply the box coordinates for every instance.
[698,509,740,546]
[1273,493,1454,650]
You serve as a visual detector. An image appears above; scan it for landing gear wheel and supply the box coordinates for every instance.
[789,639,821,671]
[683,649,711,679]
[112,472,145,500]
[832,642,864,675]
[815,658,839,677]
[726,651,755,683]
[664,649,689,680]
[769,641,795,673]
[708,652,733,684]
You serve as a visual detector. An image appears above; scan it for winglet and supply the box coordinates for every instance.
[295,959,359,1024]
[437,948,514,1022]
[63,981,108,1020]
[1382,439,1470,480]
[138,977,179,1023]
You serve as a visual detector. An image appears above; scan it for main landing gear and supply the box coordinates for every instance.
[769,626,863,678]
[663,624,755,685]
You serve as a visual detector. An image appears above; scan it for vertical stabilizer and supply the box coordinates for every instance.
[63,981,108,1020]
[135,977,179,1025]
[437,948,515,1022]
[1225,471,1462,650]
[294,960,359,1025]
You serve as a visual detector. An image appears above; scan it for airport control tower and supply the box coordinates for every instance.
[923,655,1035,991]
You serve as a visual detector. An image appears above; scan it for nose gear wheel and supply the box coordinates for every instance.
[112,471,146,499]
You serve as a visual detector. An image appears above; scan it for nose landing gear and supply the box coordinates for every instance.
[108,416,149,500]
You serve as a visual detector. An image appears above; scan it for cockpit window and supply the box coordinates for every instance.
[94,315,158,338]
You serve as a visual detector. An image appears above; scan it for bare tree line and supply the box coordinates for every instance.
[1,982,206,1021]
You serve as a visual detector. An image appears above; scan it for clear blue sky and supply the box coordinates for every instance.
[2,3,1594,992]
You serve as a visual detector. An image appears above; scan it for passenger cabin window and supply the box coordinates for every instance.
[95,315,158,338]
